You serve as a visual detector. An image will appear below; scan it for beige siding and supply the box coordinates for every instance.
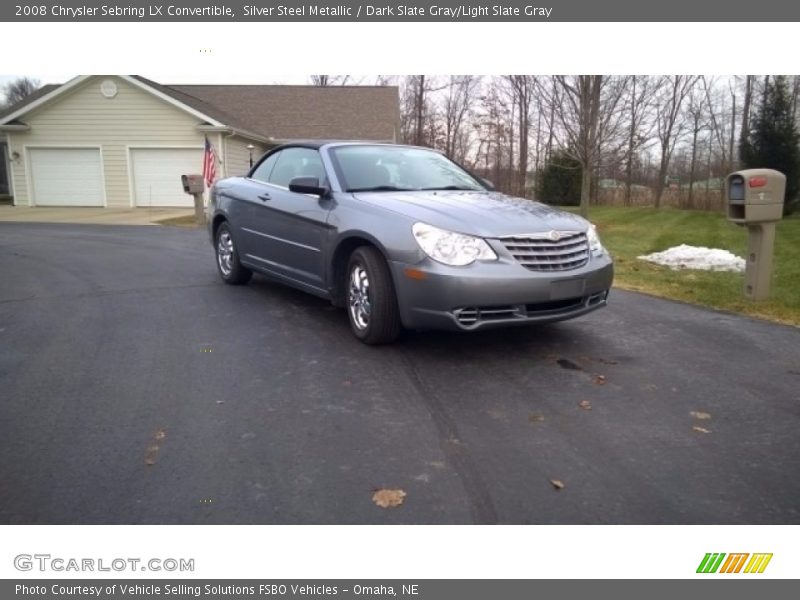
[9,76,206,207]
[223,135,265,178]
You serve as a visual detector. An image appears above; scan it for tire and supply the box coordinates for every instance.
[215,222,252,285]
[346,246,401,345]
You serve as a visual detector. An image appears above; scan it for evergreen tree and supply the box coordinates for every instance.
[535,150,582,206]
[740,75,800,215]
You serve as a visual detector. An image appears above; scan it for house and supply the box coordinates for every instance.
[0,75,400,208]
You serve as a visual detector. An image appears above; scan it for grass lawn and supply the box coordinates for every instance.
[580,206,800,326]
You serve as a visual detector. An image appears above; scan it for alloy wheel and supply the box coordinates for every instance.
[348,264,371,330]
[217,230,234,277]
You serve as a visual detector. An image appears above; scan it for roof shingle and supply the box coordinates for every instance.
[167,83,400,141]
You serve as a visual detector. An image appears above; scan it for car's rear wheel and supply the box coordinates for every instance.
[346,246,401,345]
[215,222,252,285]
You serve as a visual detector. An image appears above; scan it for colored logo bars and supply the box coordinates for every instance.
[696,553,773,574]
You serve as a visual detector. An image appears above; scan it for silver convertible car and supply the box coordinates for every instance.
[208,141,613,344]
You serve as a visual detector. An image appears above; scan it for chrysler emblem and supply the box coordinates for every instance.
[547,230,561,242]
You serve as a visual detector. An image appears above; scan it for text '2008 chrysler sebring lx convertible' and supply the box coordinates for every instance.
[209,142,613,344]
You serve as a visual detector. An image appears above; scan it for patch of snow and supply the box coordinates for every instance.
[637,244,745,272]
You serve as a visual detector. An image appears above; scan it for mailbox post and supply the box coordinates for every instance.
[724,168,785,300]
[181,174,206,225]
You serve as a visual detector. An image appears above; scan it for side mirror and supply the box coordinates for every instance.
[481,177,495,191]
[289,176,328,197]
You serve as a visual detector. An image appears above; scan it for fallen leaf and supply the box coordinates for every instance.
[557,358,582,371]
[528,414,545,423]
[550,479,565,490]
[593,374,607,385]
[144,429,167,466]
[342,380,352,387]
[690,411,711,420]
[578,400,592,410]
[144,446,159,465]
[372,489,406,508]
[692,426,712,434]
[216,400,225,404]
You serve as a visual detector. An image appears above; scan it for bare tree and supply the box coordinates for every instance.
[399,76,446,147]
[441,76,481,164]
[3,76,40,107]
[374,75,397,86]
[503,76,536,196]
[621,75,658,205]
[547,75,627,217]
[412,75,428,146]
[309,75,351,86]
[699,76,737,177]
[739,75,754,151]
[474,83,514,190]
[654,75,698,208]
[685,88,708,209]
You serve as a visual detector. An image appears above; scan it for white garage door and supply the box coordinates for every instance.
[29,147,104,206]
[131,148,204,207]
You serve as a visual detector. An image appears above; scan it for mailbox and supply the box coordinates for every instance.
[181,173,205,195]
[181,174,206,226]
[725,168,785,224]
[724,168,786,301]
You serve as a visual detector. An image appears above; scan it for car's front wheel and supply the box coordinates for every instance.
[346,246,401,345]
[215,222,252,285]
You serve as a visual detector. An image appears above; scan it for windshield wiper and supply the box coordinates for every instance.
[348,185,413,193]
[419,185,480,191]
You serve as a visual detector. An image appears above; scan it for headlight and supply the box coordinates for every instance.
[412,222,497,266]
[586,224,606,257]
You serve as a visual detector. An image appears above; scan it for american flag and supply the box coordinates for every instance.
[202,136,217,187]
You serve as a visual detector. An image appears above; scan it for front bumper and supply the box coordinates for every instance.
[389,254,614,332]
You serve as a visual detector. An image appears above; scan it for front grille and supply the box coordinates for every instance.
[501,231,589,272]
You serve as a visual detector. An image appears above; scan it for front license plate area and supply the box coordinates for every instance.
[550,278,585,300]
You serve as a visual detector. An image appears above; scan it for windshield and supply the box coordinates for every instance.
[330,145,486,193]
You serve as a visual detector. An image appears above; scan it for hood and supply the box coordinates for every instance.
[351,190,589,237]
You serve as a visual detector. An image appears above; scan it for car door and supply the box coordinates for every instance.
[228,150,280,260]
[241,147,332,292]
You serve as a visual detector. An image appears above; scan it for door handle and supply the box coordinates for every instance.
[258,193,271,202]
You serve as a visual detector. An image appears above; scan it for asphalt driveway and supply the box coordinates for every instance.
[1,222,798,524]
